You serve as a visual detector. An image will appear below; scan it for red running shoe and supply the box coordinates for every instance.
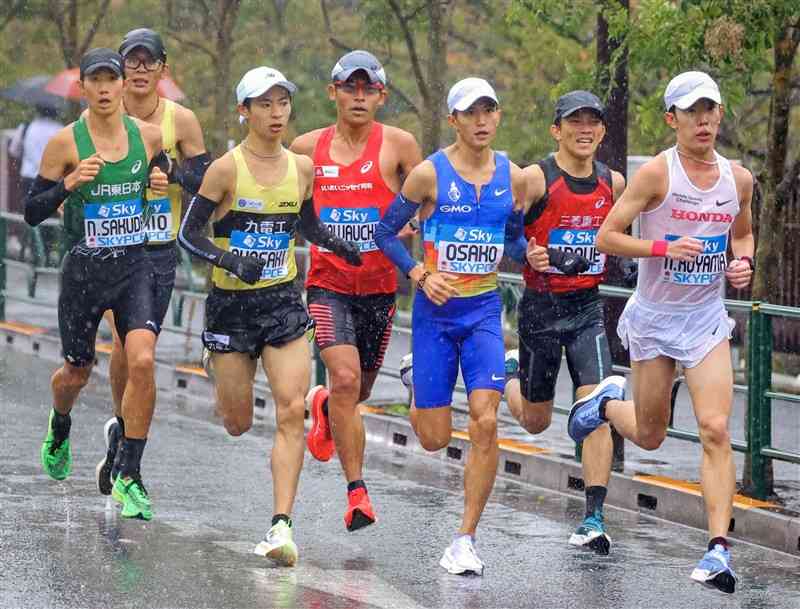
[306,385,335,462]
[344,487,377,532]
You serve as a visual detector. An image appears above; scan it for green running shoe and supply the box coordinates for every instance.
[112,475,153,521]
[41,410,72,480]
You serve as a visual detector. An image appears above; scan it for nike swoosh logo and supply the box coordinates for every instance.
[494,188,508,196]
[715,199,732,207]
[491,374,504,381]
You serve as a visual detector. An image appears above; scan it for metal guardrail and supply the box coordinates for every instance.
[0,212,797,499]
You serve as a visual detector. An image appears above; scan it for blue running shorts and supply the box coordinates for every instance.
[411,290,505,408]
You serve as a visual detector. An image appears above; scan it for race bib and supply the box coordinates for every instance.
[436,225,504,274]
[661,233,728,286]
[84,199,146,248]
[229,231,291,280]
[145,197,172,242]
[319,207,380,252]
[547,228,605,275]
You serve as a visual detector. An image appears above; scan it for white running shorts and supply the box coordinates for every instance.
[617,293,734,368]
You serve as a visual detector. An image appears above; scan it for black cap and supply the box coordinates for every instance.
[80,48,124,79]
[331,50,387,85]
[553,90,605,124]
[119,28,166,61]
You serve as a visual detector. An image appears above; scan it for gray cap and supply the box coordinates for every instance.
[119,28,166,61]
[553,90,605,124]
[331,50,387,85]
[79,48,124,79]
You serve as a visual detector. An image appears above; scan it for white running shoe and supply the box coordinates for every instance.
[254,520,298,567]
[399,353,413,390]
[439,535,484,576]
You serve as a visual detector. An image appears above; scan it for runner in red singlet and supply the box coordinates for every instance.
[290,50,422,531]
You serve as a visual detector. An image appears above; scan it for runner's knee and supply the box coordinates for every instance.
[697,415,730,449]
[329,365,361,399]
[469,410,498,447]
[127,349,155,382]
[417,424,451,452]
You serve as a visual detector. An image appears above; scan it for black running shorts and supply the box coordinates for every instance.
[517,287,612,403]
[59,249,158,367]
[306,287,396,371]
[202,282,313,358]
[146,242,178,328]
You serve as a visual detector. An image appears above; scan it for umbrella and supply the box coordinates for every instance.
[0,75,68,113]
[45,68,186,102]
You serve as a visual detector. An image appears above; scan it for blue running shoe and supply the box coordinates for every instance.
[569,513,611,555]
[691,544,737,594]
[567,376,625,443]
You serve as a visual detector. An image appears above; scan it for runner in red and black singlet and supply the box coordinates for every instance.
[504,91,626,555]
[290,50,422,531]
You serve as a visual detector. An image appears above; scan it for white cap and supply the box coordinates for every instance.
[236,66,296,104]
[663,71,721,111]
[447,77,499,113]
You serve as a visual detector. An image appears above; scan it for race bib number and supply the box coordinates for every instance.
[84,199,145,248]
[661,233,728,286]
[319,207,380,252]
[229,231,291,280]
[145,197,172,242]
[547,228,604,275]
[436,225,504,274]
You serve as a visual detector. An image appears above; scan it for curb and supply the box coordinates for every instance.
[2,320,798,557]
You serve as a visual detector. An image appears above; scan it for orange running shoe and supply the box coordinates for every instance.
[344,486,376,532]
[306,385,335,462]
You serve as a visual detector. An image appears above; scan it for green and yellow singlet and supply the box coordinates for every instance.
[211,146,302,290]
[144,99,182,244]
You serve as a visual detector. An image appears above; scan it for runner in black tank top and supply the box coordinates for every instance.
[23,48,168,521]
[504,91,626,555]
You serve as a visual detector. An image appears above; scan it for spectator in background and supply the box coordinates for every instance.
[9,104,64,210]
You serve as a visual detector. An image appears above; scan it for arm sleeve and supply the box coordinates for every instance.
[503,209,529,264]
[374,193,420,276]
[297,198,343,250]
[24,176,70,227]
[173,152,211,195]
[177,193,227,265]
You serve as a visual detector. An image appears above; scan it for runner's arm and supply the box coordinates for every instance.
[726,165,755,289]
[297,198,362,266]
[24,129,77,226]
[177,158,264,284]
[174,106,210,194]
[597,157,702,260]
[505,162,531,263]
[374,193,420,275]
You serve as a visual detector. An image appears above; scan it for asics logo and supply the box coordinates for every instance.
[131,160,142,174]
[595,197,606,208]
[360,160,373,174]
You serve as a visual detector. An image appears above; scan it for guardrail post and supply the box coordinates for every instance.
[747,302,769,500]
[0,214,6,321]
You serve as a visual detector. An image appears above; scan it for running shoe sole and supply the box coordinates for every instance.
[346,508,376,532]
[306,385,335,462]
[439,550,484,576]
[691,568,736,594]
[567,376,625,440]
[254,539,298,567]
[95,418,118,496]
[569,531,611,555]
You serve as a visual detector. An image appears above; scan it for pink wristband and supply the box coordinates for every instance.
[651,240,668,257]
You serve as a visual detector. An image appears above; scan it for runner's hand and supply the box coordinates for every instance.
[333,240,363,266]
[219,252,265,285]
[726,258,753,289]
[547,247,590,276]
[666,236,703,261]
[423,272,459,306]
[398,218,419,238]
[149,166,169,197]
[64,153,104,191]
[525,237,549,271]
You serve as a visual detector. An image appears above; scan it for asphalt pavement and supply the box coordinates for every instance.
[2,351,800,609]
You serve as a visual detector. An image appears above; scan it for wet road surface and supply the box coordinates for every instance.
[2,352,799,609]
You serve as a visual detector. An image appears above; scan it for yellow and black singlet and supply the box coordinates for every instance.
[144,99,183,244]
[211,146,302,290]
